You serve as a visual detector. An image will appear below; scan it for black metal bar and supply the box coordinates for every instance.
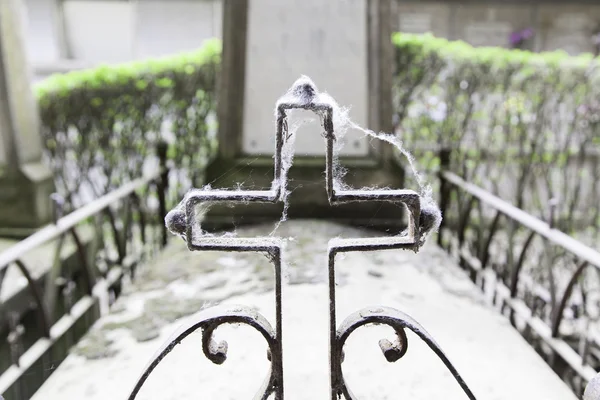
[7,313,25,367]
[550,260,589,338]
[272,245,284,395]
[328,248,338,400]
[480,211,502,270]
[13,260,51,338]
[156,141,169,248]
[457,196,476,248]
[122,195,134,258]
[69,228,95,295]
[0,267,6,295]
[509,230,536,297]
[437,148,452,248]
[105,207,125,264]
[44,232,66,324]
[130,193,147,253]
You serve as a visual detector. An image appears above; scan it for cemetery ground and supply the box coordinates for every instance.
[32,220,577,400]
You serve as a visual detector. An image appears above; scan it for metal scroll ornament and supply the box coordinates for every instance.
[128,77,476,399]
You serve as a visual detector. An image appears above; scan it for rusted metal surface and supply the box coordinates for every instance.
[438,169,600,396]
[0,145,170,400]
[131,77,475,399]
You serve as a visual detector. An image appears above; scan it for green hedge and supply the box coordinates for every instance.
[35,33,600,237]
[35,39,221,207]
[392,33,600,238]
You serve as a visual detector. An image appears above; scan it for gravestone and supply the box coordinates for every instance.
[134,0,222,59]
[0,0,54,238]
[62,0,135,63]
[204,0,405,231]
[22,0,66,64]
[241,0,370,157]
[23,0,71,82]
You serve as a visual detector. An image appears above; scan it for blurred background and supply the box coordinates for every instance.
[1,1,600,400]
[25,0,600,82]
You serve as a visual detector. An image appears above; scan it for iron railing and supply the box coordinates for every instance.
[438,149,600,398]
[0,144,170,400]
[128,77,477,399]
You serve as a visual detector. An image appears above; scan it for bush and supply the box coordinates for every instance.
[35,39,221,208]
[392,33,600,239]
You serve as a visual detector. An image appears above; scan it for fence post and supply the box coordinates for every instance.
[437,147,451,248]
[156,141,169,248]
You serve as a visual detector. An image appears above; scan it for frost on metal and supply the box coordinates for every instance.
[130,77,472,400]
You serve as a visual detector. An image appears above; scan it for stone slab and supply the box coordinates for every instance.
[30,220,578,400]
[242,0,370,157]
[62,0,135,63]
[134,0,221,59]
[22,0,63,64]
[0,164,55,236]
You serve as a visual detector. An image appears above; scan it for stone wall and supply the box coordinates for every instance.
[395,1,600,55]
[22,0,600,82]
[23,0,223,80]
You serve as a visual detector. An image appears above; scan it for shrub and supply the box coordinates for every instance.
[392,33,600,238]
[35,39,221,208]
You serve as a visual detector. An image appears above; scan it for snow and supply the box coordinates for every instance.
[31,220,577,400]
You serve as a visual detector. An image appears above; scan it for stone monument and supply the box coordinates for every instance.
[0,0,54,238]
[204,0,404,232]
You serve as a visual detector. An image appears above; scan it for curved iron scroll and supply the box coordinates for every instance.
[332,307,477,400]
[127,304,282,400]
[328,243,477,400]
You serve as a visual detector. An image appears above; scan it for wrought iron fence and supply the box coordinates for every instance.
[437,150,600,398]
[0,145,170,400]
[127,77,477,399]
[393,34,600,247]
